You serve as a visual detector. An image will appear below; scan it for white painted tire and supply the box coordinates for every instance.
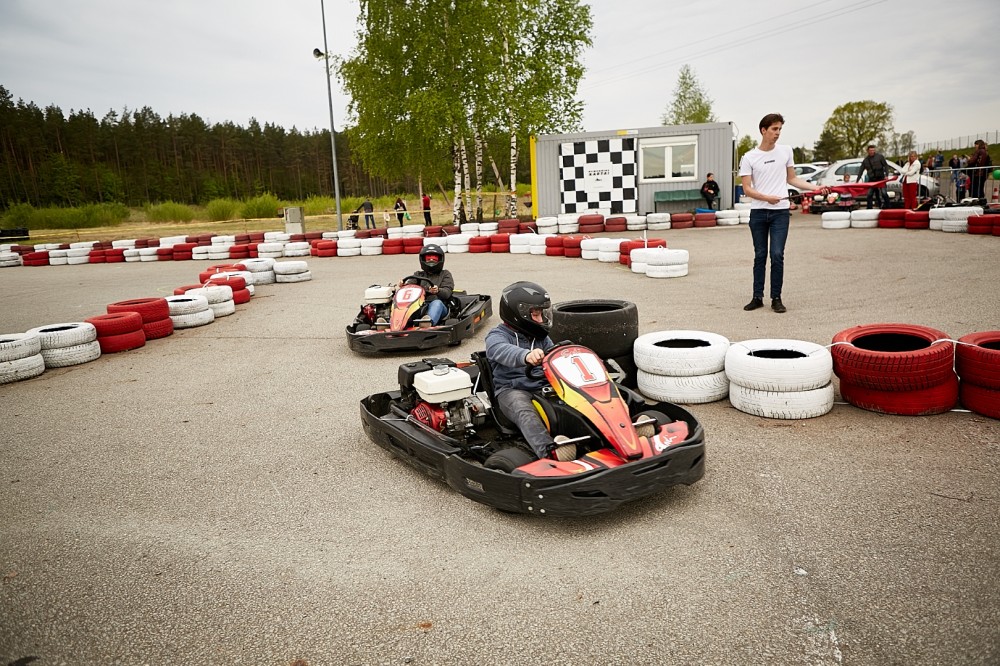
[646,213,671,224]
[641,248,688,266]
[275,271,313,283]
[630,262,647,274]
[273,260,309,275]
[634,330,730,376]
[724,338,833,392]
[557,224,579,234]
[597,251,620,263]
[0,332,42,363]
[257,242,285,253]
[252,270,276,284]
[27,322,97,349]
[0,353,45,384]
[509,245,530,254]
[579,238,601,251]
[645,263,688,278]
[337,247,362,257]
[242,258,276,272]
[821,212,851,229]
[646,222,672,230]
[941,220,967,233]
[186,285,233,304]
[209,299,236,317]
[580,249,599,260]
[40,340,101,368]
[728,382,834,420]
[171,309,215,329]
[165,295,210,316]
[637,369,729,404]
[850,209,880,221]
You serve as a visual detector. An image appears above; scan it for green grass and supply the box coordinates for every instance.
[1,202,130,230]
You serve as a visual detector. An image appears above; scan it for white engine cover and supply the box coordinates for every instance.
[414,366,473,403]
[364,285,394,304]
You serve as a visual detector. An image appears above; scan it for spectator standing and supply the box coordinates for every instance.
[422,193,432,226]
[700,173,721,209]
[900,151,921,209]
[394,197,407,226]
[361,196,375,229]
[949,154,962,199]
[956,171,969,201]
[934,151,944,169]
[855,145,890,209]
[738,113,828,314]
[967,139,992,200]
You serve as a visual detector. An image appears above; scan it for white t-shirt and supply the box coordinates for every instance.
[738,144,794,210]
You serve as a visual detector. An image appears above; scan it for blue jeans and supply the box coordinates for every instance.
[426,298,448,324]
[749,208,790,300]
[497,388,553,458]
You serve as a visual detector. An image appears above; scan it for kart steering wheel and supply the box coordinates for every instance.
[400,275,434,289]
[523,340,575,378]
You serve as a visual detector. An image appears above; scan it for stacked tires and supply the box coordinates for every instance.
[27,322,102,369]
[634,330,730,404]
[0,332,45,384]
[165,293,214,329]
[273,260,312,283]
[725,339,834,419]
[107,298,174,340]
[831,324,957,416]
[85,312,146,353]
[550,299,639,388]
[955,331,1000,419]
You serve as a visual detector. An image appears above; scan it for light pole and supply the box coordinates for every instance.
[315,0,342,230]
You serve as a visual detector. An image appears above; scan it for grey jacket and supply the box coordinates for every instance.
[408,269,453,302]
[485,323,555,394]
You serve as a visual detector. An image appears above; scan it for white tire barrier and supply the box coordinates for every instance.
[725,338,835,419]
[40,340,102,368]
[272,260,309,275]
[637,369,730,404]
[275,270,313,283]
[645,264,688,278]
[0,332,43,363]
[171,308,215,329]
[0,353,45,384]
[208,299,237,318]
[27,322,97,349]
[634,330,729,377]
[165,295,210,316]
[821,212,851,229]
[728,383,835,420]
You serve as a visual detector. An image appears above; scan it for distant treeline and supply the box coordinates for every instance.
[0,85,429,211]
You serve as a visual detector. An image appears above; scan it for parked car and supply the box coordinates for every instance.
[793,163,827,179]
[811,158,940,199]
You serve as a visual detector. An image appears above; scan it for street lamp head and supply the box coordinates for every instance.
[313,48,324,59]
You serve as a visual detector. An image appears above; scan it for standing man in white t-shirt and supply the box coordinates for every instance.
[738,113,829,313]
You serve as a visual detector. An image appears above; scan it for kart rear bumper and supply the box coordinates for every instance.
[361,392,705,517]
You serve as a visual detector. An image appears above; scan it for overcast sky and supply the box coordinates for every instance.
[1,0,998,153]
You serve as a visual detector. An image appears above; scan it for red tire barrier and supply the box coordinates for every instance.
[578,224,604,234]
[107,298,170,324]
[85,312,143,337]
[839,376,958,416]
[142,317,175,340]
[563,247,582,258]
[959,381,1000,419]
[98,329,147,354]
[544,236,564,247]
[205,275,247,291]
[904,211,930,229]
[518,222,537,234]
[956,331,1000,389]
[577,214,605,226]
[174,284,204,295]
[490,244,510,253]
[831,323,955,391]
[232,288,252,304]
[545,246,565,257]
[562,236,583,249]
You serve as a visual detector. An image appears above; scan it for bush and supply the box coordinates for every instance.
[1,202,129,230]
[241,193,282,219]
[145,201,195,223]
[205,198,242,222]
[302,196,337,216]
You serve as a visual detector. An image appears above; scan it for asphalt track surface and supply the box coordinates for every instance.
[1,213,998,665]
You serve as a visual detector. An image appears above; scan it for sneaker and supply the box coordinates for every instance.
[550,435,577,462]
[375,317,388,324]
[743,298,763,311]
[771,298,787,313]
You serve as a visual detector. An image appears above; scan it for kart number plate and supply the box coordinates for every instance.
[550,353,607,387]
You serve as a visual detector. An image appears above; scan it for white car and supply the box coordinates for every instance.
[793,163,827,179]
[811,158,939,198]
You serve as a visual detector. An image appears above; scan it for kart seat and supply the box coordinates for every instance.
[450,293,480,313]
[471,351,519,437]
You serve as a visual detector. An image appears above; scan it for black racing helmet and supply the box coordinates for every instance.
[499,281,552,339]
[419,244,445,274]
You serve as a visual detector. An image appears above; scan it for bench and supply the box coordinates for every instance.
[653,189,704,213]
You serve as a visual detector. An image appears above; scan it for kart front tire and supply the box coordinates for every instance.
[484,448,534,473]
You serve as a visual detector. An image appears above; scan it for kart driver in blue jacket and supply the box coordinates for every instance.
[485,281,576,462]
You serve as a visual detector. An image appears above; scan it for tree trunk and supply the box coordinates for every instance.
[460,135,472,223]
[451,136,462,224]
[503,34,518,218]
[474,128,484,222]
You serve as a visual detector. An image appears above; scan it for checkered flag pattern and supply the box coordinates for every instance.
[559,138,637,214]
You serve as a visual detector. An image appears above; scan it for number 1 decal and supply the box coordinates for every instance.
[570,354,595,382]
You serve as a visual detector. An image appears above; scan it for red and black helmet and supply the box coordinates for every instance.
[419,244,445,274]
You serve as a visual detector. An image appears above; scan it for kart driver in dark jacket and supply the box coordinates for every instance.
[485,281,576,462]
[398,244,453,325]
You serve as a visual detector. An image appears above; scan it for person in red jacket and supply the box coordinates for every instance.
[422,193,432,226]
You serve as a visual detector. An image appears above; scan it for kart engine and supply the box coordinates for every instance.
[410,397,488,436]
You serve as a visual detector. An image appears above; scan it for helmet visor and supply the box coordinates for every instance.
[516,301,552,328]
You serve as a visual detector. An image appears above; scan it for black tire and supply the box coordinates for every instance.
[484,447,535,473]
[549,299,639,359]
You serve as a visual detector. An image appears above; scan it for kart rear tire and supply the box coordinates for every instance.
[484,447,535,473]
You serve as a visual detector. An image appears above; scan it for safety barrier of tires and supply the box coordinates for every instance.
[273,260,312,283]
[634,330,730,404]
[27,322,101,369]
[849,209,879,229]
[725,339,834,419]
[955,331,1000,419]
[821,212,850,230]
[85,312,146,354]
[0,332,45,384]
[107,298,174,340]
[831,323,958,415]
